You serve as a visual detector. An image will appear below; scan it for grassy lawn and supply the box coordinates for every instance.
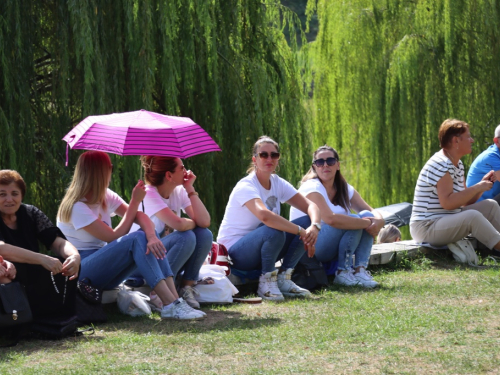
[1,254,500,374]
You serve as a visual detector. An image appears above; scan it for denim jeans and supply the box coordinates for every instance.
[314,210,374,270]
[279,216,315,270]
[161,227,213,281]
[228,216,312,273]
[79,231,174,290]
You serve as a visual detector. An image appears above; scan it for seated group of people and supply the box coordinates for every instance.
[1,119,498,324]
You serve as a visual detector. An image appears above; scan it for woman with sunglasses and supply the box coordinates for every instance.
[410,119,500,251]
[290,145,384,288]
[217,136,321,301]
[57,151,205,320]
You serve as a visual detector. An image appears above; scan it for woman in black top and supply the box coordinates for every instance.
[0,170,80,318]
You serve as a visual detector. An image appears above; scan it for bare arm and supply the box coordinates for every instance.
[81,181,146,243]
[306,192,371,230]
[350,190,385,237]
[0,241,63,274]
[182,170,211,227]
[155,206,196,232]
[437,172,493,209]
[50,236,80,280]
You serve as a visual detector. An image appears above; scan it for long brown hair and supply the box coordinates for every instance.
[301,145,350,213]
[58,151,112,222]
[246,135,280,174]
[141,156,178,186]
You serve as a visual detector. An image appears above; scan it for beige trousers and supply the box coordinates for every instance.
[410,199,500,249]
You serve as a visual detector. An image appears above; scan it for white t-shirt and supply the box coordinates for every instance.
[130,185,191,234]
[289,178,355,221]
[57,189,125,251]
[217,172,298,249]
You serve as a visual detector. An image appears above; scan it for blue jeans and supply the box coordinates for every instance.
[228,216,311,273]
[314,210,374,270]
[79,231,174,290]
[161,227,213,281]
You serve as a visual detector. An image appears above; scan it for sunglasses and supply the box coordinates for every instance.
[312,157,338,167]
[256,151,280,160]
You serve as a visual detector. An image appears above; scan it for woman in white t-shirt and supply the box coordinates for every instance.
[290,145,385,288]
[57,151,205,320]
[217,136,321,301]
[129,155,212,309]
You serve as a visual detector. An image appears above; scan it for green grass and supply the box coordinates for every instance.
[2,254,500,374]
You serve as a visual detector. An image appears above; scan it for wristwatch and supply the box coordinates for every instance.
[297,225,303,235]
[312,222,322,231]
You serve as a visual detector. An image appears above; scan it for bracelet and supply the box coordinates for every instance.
[188,191,199,198]
[297,225,303,235]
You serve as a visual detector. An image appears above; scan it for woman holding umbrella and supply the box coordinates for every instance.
[217,136,321,301]
[128,155,213,309]
[57,151,205,320]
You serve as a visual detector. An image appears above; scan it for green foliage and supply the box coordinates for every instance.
[308,0,500,207]
[0,0,311,230]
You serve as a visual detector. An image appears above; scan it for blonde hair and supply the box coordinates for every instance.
[58,151,112,223]
[377,224,401,244]
[246,136,280,174]
[141,156,178,186]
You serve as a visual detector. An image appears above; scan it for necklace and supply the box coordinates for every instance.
[443,149,456,165]
[51,272,68,305]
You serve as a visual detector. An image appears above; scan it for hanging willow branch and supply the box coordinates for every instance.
[0,0,311,232]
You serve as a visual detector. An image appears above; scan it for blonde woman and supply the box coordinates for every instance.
[57,151,205,320]
[377,224,401,244]
[129,156,212,309]
[217,136,321,301]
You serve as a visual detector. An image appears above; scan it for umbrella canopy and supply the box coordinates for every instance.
[63,109,221,162]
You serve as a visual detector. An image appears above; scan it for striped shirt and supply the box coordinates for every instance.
[410,151,464,222]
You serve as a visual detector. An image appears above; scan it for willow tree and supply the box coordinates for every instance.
[0,0,311,230]
[308,0,500,207]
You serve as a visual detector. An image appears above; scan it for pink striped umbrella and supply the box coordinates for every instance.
[62,109,221,164]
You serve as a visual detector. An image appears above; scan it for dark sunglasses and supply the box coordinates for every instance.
[256,151,280,160]
[312,157,338,167]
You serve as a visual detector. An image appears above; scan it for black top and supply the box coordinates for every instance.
[0,204,66,286]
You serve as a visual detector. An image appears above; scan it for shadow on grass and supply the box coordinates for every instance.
[101,303,281,336]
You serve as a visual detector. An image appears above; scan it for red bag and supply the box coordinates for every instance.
[209,242,232,276]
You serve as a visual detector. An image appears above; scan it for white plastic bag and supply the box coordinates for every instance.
[194,265,239,304]
[117,285,152,317]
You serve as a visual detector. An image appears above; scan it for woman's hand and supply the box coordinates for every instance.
[61,253,80,280]
[131,180,147,204]
[145,234,167,260]
[482,170,497,183]
[366,217,384,238]
[183,170,197,192]
[4,260,16,280]
[40,255,64,274]
[300,226,319,257]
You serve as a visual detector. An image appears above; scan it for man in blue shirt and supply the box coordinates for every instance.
[466,124,500,204]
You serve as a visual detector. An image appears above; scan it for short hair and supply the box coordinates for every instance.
[377,224,401,244]
[494,124,500,138]
[438,119,469,148]
[0,170,26,198]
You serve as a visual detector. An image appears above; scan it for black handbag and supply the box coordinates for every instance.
[77,277,102,304]
[0,282,33,327]
[75,293,107,325]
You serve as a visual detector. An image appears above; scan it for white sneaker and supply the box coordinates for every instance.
[277,269,312,298]
[180,286,201,309]
[354,268,379,288]
[161,298,206,320]
[333,269,359,286]
[257,270,284,302]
